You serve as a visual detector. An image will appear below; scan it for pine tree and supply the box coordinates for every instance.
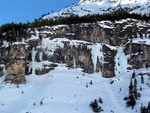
[129,79,133,94]
[127,94,136,109]
[134,78,137,88]
[132,71,136,78]
[147,102,150,112]
[141,75,144,84]
[90,99,101,112]
[134,78,138,99]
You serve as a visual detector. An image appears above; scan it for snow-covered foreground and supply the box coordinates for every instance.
[0,66,149,113]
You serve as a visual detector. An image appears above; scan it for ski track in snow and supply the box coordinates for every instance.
[104,81,128,113]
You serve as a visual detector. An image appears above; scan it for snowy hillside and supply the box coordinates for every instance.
[43,0,150,19]
[0,66,149,113]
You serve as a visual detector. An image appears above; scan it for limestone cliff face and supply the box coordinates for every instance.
[5,59,26,84]
[1,44,27,84]
[0,19,150,83]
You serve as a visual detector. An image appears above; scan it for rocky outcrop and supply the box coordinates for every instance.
[0,66,3,77]
[125,42,150,69]
[5,59,26,84]
[4,44,27,84]
[38,19,149,46]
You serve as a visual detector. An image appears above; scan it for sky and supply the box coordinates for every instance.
[0,0,79,25]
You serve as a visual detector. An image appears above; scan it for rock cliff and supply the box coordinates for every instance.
[0,19,150,83]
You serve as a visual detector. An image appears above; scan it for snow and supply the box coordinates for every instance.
[2,41,9,47]
[41,38,65,56]
[98,21,114,29]
[132,38,150,45]
[0,66,149,113]
[52,25,68,30]
[27,35,39,41]
[43,0,150,20]
[12,42,26,45]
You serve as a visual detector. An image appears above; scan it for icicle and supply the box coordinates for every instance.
[73,55,76,69]
[115,46,127,77]
[91,43,103,72]
[39,52,43,61]
[31,47,37,75]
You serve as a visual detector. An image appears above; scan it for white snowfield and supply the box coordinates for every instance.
[0,66,149,113]
[43,0,150,20]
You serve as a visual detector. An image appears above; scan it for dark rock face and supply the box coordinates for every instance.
[101,45,117,77]
[0,19,150,83]
[38,19,147,46]
[0,66,3,77]
[54,43,94,74]
[125,43,150,69]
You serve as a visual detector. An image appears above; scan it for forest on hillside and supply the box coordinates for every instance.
[0,10,150,42]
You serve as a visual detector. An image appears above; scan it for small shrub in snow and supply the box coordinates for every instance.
[90,99,103,112]
[110,80,114,84]
[86,84,88,88]
[124,97,128,101]
[33,103,35,106]
[89,80,93,85]
[40,100,43,105]
[98,97,103,104]
[140,86,142,91]
[16,84,19,88]
[120,88,122,92]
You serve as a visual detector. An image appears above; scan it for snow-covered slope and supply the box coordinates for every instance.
[43,0,150,19]
[0,66,149,113]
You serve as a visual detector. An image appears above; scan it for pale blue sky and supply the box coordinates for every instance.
[0,0,79,25]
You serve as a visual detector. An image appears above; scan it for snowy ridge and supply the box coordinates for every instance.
[43,0,150,20]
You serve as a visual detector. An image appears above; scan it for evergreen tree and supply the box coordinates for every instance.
[90,99,102,112]
[129,79,133,94]
[127,94,136,109]
[134,78,137,88]
[133,78,138,99]
[147,102,150,112]
[141,75,144,84]
[132,71,136,78]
